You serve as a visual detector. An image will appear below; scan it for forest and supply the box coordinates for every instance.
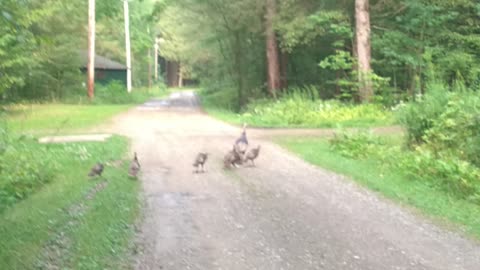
[1,1,480,268]
[1,0,479,105]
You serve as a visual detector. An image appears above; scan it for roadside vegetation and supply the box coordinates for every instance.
[0,136,139,269]
[0,99,142,269]
[278,81,480,239]
[200,86,393,128]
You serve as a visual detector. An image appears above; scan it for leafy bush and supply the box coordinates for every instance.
[241,96,391,127]
[396,149,480,201]
[422,91,480,166]
[396,82,450,145]
[329,130,385,158]
[328,130,480,203]
[199,86,240,111]
[0,128,55,212]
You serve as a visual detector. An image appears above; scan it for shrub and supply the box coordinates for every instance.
[329,130,385,159]
[241,97,390,127]
[328,129,480,203]
[422,91,480,166]
[396,82,450,145]
[396,149,480,201]
[0,127,55,212]
[201,85,392,127]
[199,86,239,111]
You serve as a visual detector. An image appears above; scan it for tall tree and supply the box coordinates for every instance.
[355,0,373,102]
[265,0,281,98]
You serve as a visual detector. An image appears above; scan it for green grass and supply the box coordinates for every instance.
[199,87,394,128]
[204,107,393,128]
[0,136,139,269]
[277,137,480,239]
[4,104,131,134]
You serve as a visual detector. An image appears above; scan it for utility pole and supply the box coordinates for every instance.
[124,0,132,92]
[148,48,152,88]
[87,0,95,99]
[147,27,152,88]
[154,37,159,81]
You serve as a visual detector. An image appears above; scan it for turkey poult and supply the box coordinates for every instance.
[224,145,243,169]
[128,152,141,178]
[88,163,104,177]
[193,152,209,173]
[244,145,261,166]
[235,123,248,154]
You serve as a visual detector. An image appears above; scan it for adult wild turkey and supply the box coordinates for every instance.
[244,145,261,166]
[128,152,141,178]
[224,145,243,168]
[193,152,209,173]
[235,123,248,154]
[88,163,104,177]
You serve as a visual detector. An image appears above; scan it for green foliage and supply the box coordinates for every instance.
[0,136,140,269]
[0,0,157,102]
[0,0,37,94]
[5,104,131,134]
[422,90,480,166]
[396,149,480,202]
[396,82,450,144]
[202,86,392,128]
[328,130,480,202]
[329,129,385,159]
[0,129,55,212]
[90,81,166,105]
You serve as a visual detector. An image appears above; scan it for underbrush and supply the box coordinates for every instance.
[63,81,168,105]
[201,86,393,128]
[0,130,55,212]
[330,130,480,203]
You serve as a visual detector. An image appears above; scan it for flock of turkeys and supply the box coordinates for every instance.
[87,152,141,180]
[88,124,260,179]
[197,123,261,173]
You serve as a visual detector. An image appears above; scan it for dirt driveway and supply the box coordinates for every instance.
[106,91,479,270]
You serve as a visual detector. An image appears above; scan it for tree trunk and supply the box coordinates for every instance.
[355,0,373,103]
[279,49,288,90]
[166,61,179,87]
[265,0,280,98]
[178,63,183,87]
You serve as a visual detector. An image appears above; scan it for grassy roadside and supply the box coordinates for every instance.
[0,136,139,269]
[198,88,394,128]
[1,102,142,269]
[277,137,480,239]
[4,104,131,134]
[203,107,393,128]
